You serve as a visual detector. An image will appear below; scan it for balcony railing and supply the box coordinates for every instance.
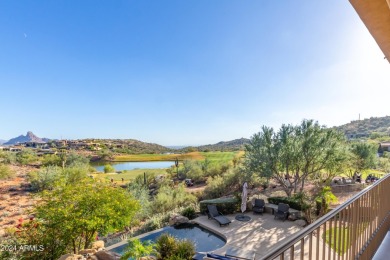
[262,174,390,260]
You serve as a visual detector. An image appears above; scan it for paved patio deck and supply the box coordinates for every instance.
[193,212,303,259]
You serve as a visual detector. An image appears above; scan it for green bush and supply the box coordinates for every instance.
[174,239,196,259]
[268,195,308,211]
[155,234,195,260]
[143,214,167,231]
[120,239,156,260]
[202,168,244,200]
[156,233,177,259]
[152,184,197,214]
[29,166,62,191]
[199,197,239,214]
[16,149,38,165]
[0,151,16,164]
[203,175,225,199]
[29,165,90,192]
[181,207,196,220]
[104,164,116,173]
[0,164,14,180]
[128,182,152,221]
[64,152,90,167]
[41,154,62,167]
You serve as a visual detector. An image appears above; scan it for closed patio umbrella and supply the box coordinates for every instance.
[235,182,251,221]
[241,182,248,213]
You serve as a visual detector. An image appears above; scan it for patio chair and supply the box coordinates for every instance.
[207,205,231,226]
[205,253,237,260]
[274,203,289,221]
[252,199,265,215]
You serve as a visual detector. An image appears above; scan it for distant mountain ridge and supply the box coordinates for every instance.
[87,138,172,154]
[4,131,48,145]
[6,116,388,150]
[335,116,390,136]
[195,138,250,151]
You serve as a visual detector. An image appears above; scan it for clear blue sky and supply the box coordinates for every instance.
[1,1,389,145]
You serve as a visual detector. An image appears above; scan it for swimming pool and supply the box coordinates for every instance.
[109,223,226,257]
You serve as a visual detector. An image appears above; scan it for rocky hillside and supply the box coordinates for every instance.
[195,138,250,151]
[4,131,47,145]
[88,138,172,154]
[336,116,390,136]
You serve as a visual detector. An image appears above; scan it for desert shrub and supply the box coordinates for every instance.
[156,233,177,259]
[0,164,15,180]
[0,237,23,260]
[128,182,152,221]
[104,164,115,173]
[180,160,204,181]
[203,168,243,200]
[120,239,156,260]
[41,154,62,167]
[16,149,38,165]
[62,164,90,184]
[152,184,197,214]
[206,162,230,178]
[143,214,168,231]
[0,151,16,164]
[174,239,196,259]
[199,197,239,214]
[134,172,157,186]
[186,166,204,182]
[181,207,196,220]
[64,152,90,167]
[378,157,390,173]
[28,166,62,191]
[155,234,195,260]
[203,175,225,199]
[207,165,222,177]
[29,164,90,192]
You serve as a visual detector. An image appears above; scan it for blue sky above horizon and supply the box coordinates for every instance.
[1,1,389,146]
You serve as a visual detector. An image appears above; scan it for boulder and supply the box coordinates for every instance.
[94,250,121,260]
[87,256,98,260]
[139,257,157,260]
[91,241,105,250]
[58,254,84,260]
[79,249,97,255]
[295,219,307,227]
[168,214,189,226]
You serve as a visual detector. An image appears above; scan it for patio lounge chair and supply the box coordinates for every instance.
[252,199,265,215]
[274,203,289,221]
[205,253,237,260]
[207,205,231,226]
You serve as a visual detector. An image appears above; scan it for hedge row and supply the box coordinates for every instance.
[199,197,239,215]
[268,196,307,211]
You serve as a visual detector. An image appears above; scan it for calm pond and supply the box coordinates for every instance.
[92,161,175,172]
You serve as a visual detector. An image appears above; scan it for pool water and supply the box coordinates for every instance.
[110,223,226,256]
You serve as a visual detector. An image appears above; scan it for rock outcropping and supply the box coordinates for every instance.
[4,131,47,145]
[58,241,121,260]
[168,214,189,225]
